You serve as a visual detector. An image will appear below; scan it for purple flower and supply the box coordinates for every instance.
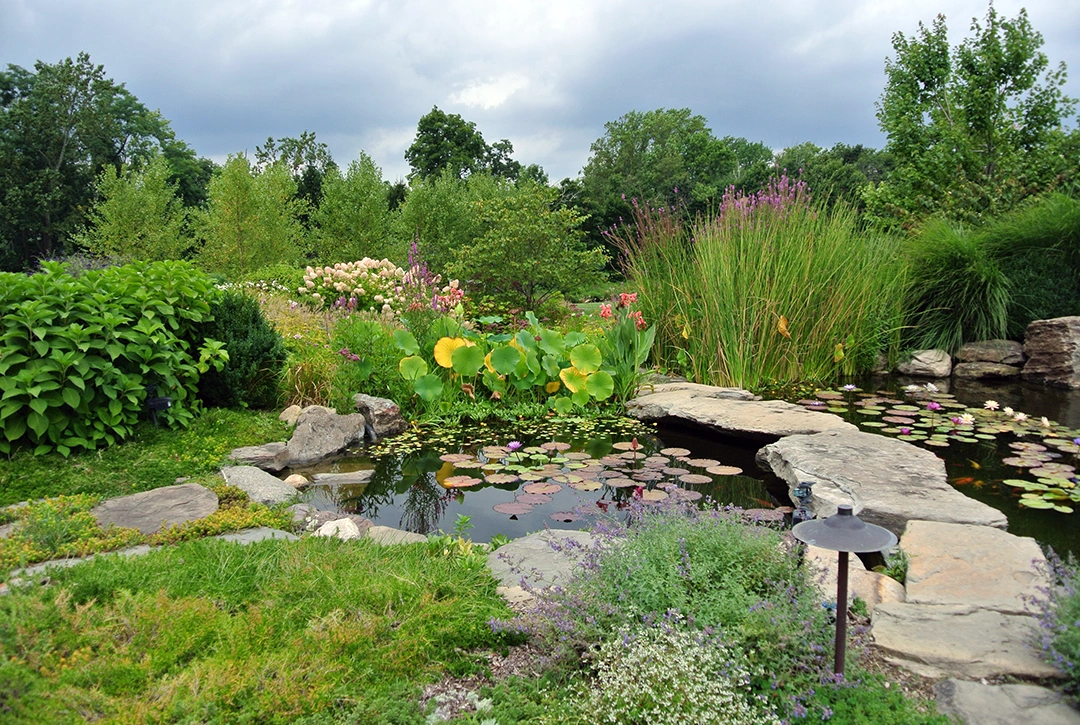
[507,441,522,451]
[899,427,912,435]
[926,401,943,412]
[842,384,857,392]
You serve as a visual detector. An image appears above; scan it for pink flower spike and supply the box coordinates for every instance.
[599,303,613,319]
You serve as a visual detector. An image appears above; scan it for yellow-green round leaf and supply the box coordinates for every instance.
[451,344,486,376]
[585,370,615,400]
[559,366,588,394]
[489,346,523,375]
[569,344,602,374]
[399,355,428,380]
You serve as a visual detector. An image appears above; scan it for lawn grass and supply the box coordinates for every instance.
[0,536,512,724]
[0,408,288,506]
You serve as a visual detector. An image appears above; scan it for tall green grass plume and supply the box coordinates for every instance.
[610,177,906,388]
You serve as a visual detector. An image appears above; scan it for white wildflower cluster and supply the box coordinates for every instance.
[216,279,293,295]
[297,259,407,315]
[585,623,778,725]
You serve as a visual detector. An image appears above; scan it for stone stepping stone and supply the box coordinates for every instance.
[91,483,219,535]
[871,603,1061,680]
[803,544,904,616]
[221,466,298,506]
[366,525,427,545]
[757,430,1007,535]
[902,520,1047,615]
[934,679,1080,725]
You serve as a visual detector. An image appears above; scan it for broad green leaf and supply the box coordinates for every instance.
[489,346,523,375]
[564,331,587,347]
[586,370,615,400]
[434,337,467,368]
[393,329,420,355]
[569,344,602,374]
[27,410,49,438]
[5,416,27,441]
[553,397,574,416]
[571,388,590,406]
[28,398,48,415]
[451,344,486,376]
[537,329,565,356]
[559,366,589,394]
[413,374,444,403]
[482,369,507,393]
[542,354,562,379]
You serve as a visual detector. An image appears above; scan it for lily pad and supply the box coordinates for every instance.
[685,458,720,468]
[439,453,474,463]
[671,488,704,502]
[604,477,637,488]
[485,473,520,484]
[493,502,534,515]
[540,441,572,451]
[612,441,643,451]
[568,480,602,492]
[640,489,669,502]
[660,447,691,457]
[444,475,483,488]
[550,511,581,523]
[523,482,562,495]
[663,467,691,476]
[516,492,554,504]
[679,474,713,485]
[705,465,743,476]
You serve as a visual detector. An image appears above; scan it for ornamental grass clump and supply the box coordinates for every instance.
[611,177,907,389]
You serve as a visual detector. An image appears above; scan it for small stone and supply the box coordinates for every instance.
[220,466,298,506]
[366,525,427,545]
[314,518,363,540]
[309,470,374,486]
[896,349,952,377]
[279,404,303,425]
[284,474,309,488]
[228,442,289,472]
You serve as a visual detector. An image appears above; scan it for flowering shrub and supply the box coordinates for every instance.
[585,620,776,725]
[297,259,406,315]
[1032,553,1080,696]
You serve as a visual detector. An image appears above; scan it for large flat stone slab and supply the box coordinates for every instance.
[220,466,298,506]
[934,679,1080,725]
[367,525,427,545]
[804,545,904,615]
[228,442,289,472]
[627,383,854,440]
[756,430,1007,536]
[871,603,1060,679]
[212,527,298,544]
[487,529,599,589]
[903,520,1046,615]
[91,483,219,535]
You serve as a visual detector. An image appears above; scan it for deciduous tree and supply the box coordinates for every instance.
[868,6,1078,227]
[311,152,393,263]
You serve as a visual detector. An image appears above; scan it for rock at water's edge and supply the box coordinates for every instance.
[957,339,1025,366]
[353,394,408,438]
[952,362,1021,379]
[286,405,367,466]
[220,466,298,506]
[228,442,289,472]
[896,349,952,378]
[756,429,1007,535]
[1023,316,1080,389]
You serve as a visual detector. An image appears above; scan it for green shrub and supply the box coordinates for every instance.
[241,263,308,295]
[192,289,286,409]
[0,260,226,456]
[903,218,1011,352]
[330,315,413,413]
[1033,553,1080,697]
[999,249,1080,338]
[614,177,906,388]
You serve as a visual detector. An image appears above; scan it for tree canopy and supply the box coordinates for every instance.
[404,106,529,181]
[867,6,1078,227]
[0,53,206,270]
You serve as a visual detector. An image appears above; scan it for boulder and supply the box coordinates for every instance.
[353,394,408,438]
[952,362,1021,379]
[756,429,1007,536]
[284,474,309,488]
[627,384,854,441]
[957,339,1025,366]
[228,442,289,472]
[487,529,600,589]
[902,520,1047,615]
[1023,316,1080,388]
[279,404,303,426]
[287,503,316,526]
[303,510,372,534]
[871,603,1060,679]
[213,527,298,544]
[310,470,374,486]
[804,544,905,615]
[220,466,298,506]
[934,679,1080,725]
[314,518,364,541]
[91,483,219,535]
[285,405,367,466]
[367,525,428,545]
[896,349,952,378]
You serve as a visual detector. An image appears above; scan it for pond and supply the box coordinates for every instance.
[287,416,782,545]
[290,376,1080,559]
[787,375,1080,559]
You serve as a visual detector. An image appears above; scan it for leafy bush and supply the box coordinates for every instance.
[192,289,287,409]
[0,261,227,456]
[999,249,1080,338]
[613,177,907,388]
[241,263,308,294]
[330,315,413,413]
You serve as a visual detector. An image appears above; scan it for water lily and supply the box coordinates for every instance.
[1013,412,1028,422]
[926,401,943,412]
[958,413,975,426]
[507,441,522,451]
[1003,406,1015,417]
[984,400,1000,410]
[924,382,939,393]
[1041,416,1051,427]
[842,384,857,392]
[899,427,912,435]
[904,384,921,393]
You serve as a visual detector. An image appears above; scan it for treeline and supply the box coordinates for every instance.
[1,6,1077,276]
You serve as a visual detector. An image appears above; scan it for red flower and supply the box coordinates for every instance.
[599,303,613,319]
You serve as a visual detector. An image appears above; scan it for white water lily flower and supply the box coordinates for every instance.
[1041,417,1051,427]
[1003,406,1014,416]
[959,413,975,425]
[904,384,921,393]
[984,400,999,410]
[1013,412,1028,422]
[924,382,939,393]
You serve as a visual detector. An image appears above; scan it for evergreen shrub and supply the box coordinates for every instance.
[193,290,286,409]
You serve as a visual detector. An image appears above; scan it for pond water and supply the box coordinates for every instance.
[288,416,781,545]
[291,377,1080,558]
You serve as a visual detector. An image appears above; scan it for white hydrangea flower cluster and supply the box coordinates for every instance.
[585,623,778,725]
[297,259,407,315]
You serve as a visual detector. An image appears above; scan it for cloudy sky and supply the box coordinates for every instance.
[3,0,1077,182]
